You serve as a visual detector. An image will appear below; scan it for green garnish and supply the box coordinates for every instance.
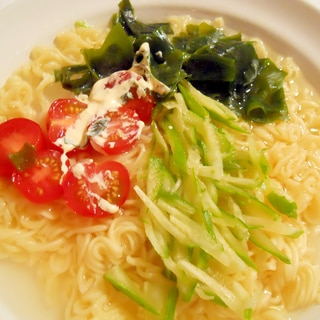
[54,23,134,95]
[132,82,300,317]
[267,191,298,218]
[55,0,288,123]
[9,142,36,172]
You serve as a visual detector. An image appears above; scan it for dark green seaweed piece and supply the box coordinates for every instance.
[115,0,173,36]
[183,53,236,82]
[227,58,287,123]
[180,36,287,123]
[55,23,134,95]
[134,29,187,89]
[54,65,96,95]
[83,23,134,78]
[54,0,288,123]
[173,22,226,53]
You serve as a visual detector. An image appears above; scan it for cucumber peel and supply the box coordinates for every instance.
[104,266,160,315]
[104,265,177,317]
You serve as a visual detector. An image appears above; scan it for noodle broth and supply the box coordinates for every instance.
[1,1,320,319]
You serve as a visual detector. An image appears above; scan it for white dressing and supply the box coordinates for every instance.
[62,42,169,152]
[55,42,169,214]
[71,161,119,214]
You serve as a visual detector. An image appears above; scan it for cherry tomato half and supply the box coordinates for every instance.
[62,160,130,217]
[124,86,156,123]
[12,149,64,203]
[88,106,142,155]
[46,98,87,147]
[104,70,157,124]
[0,118,46,177]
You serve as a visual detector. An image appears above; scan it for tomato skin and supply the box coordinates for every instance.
[12,149,64,203]
[46,98,87,147]
[124,87,156,123]
[0,118,46,177]
[88,106,142,156]
[105,71,157,123]
[62,160,130,217]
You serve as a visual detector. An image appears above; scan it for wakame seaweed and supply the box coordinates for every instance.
[54,0,288,123]
[173,23,287,123]
[55,23,134,95]
[114,0,173,36]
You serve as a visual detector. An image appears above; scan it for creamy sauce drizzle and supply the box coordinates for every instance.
[56,42,169,213]
[61,42,169,151]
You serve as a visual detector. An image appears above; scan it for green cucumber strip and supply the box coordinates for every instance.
[192,247,210,270]
[135,186,194,247]
[177,83,208,118]
[170,239,198,302]
[146,156,166,200]
[214,128,238,168]
[179,80,248,133]
[267,192,297,218]
[176,270,197,302]
[248,136,270,176]
[180,80,235,120]
[245,216,303,238]
[249,229,291,264]
[182,123,198,147]
[104,266,160,315]
[143,214,171,259]
[211,210,247,230]
[214,179,260,198]
[215,180,279,220]
[198,120,224,178]
[146,156,175,199]
[202,179,218,204]
[151,121,170,161]
[179,169,199,206]
[211,224,251,271]
[177,259,242,314]
[159,203,230,267]
[220,175,262,189]
[160,118,187,173]
[104,264,177,318]
[202,210,216,240]
[198,289,227,307]
[191,174,222,215]
[244,308,253,320]
[218,226,257,270]
[158,191,196,215]
[240,197,280,221]
[163,286,179,320]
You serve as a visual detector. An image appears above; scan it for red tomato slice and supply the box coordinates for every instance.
[0,118,46,177]
[62,160,130,217]
[124,87,156,123]
[12,149,64,203]
[88,106,142,155]
[46,98,87,146]
[105,71,156,123]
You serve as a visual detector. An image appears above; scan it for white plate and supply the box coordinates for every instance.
[0,0,320,319]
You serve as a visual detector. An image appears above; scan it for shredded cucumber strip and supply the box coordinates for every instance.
[177,259,242,314]
[132,81,300,319]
